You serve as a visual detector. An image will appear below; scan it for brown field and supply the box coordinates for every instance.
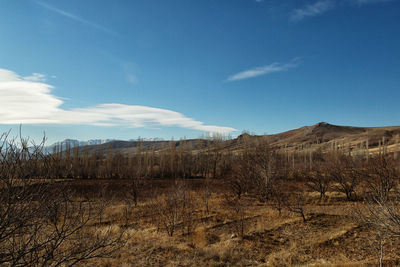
[49,178,398,267]
[2,124,400,266]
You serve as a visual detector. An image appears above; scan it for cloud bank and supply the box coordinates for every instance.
[226,58,302,82]
[0,68,235,133]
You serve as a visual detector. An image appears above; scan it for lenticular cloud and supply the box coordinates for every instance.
[0,68,235,133]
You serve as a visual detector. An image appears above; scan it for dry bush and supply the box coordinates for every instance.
[202,177,213,215]
[0,132,126,266]
[325,152,361,201]
[225,157,252,200]
[284,186,308,222]
[356,159,400,267]
[151,180,199,237]
[360,194,400,238]
[151,194,179,236]
[249,138,277,202]
[223,193,247,238]
[270,180,286,216]
[306,162,331,200]
[363,156,398,202]
[356,193,400,266]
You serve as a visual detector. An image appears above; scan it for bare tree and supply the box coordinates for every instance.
[325,152,360,201]
[202,176,212,215]
[357,192,400,267]
[361,194,400,238]
[223,193,247,238]
[152,180,198,237]
[306,162,330,200]
[364,156,397,202]
[250,137,276,201]
[126,141,146,206]
[226,157,251,200]
[270,180,286,216]
[0,131,126,266]
[284,185,308,222]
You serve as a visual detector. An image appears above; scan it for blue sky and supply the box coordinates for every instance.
[0,0,399,143]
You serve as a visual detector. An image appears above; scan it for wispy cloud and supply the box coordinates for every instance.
[291,1,334,21]
[353,0,393,5]
[125,73,138,85]
[226,58,302,82]
[290,0,395,21]
[0,68,235,133]
[122,62,139,85]
[35,1,118,36]
[23,73,47,82]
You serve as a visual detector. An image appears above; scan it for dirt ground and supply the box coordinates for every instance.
[65,179,400,267]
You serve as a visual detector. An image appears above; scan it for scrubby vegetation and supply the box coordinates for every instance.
[1,129,400,266]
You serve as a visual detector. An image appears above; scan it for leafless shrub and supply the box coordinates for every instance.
[152,193,179,236]
[364,156,398,202]
[355,155,400,267]
[361,194,400,238]
[202,177,213,215]
[152,180,199,237]
[223,193,247,238]
[284,186,308,222]
[0,131,126,266]
[270,180,286,216]
[226,154,253,200]
[325,152,360,201]
[250,138,277,202]
[306,163,330,200]
[356,190,400,267]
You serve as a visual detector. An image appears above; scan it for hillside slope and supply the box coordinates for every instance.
[61,122,400,155]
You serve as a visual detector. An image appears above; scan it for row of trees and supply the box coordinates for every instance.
[140,134,400,241]
[227,135,400,202]
[49,139,230,180]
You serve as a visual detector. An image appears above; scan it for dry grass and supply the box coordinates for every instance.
[70,188,400,267]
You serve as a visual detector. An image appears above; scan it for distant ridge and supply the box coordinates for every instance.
[44,122,400,155]
[241,122,400,153]
[218,122,400,153]
[43,139,114,154]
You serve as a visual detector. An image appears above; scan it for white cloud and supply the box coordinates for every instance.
[353,0,393,5]
[226,58,302,82]
[123,62,140,85]
[125,73,138,85]
[0,68,235,133]
[35,1,118,36]
[24,73,47,82]
[291,1,334,21]
[290,0,395,21]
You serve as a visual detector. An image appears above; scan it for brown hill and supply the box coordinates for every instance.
[215,122,400,155]
[236,122,400,154]
[80,122,400,155]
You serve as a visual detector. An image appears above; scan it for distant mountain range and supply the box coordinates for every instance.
[43,139,114,154]
[34,122,400,156]
[77,122,400,156]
